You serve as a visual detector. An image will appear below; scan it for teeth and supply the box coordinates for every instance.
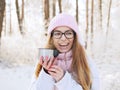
[59,44,68,46]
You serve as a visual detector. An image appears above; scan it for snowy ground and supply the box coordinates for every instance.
[0,62,34,90]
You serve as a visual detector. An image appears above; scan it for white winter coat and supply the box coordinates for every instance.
[29,57,100,90]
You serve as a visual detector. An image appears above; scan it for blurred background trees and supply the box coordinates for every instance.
[0,0,119,64]
[0,0,5,42]
[15,0,24,34]
[0,0,113,47]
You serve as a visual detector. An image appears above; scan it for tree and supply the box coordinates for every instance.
[9,0,12,34]
[106,0,112,36]
[52,0,56,17]
[21,0,24,33]
[76,0,79,23]
[91,0,94,46]
[99,0,102,30]
[90,0,94,56]
[44,0,50,30]
[0,0,5,40]
[15,0,24,35]
[58,0,62,13]
[85,0,89,49]
[4,6,6,36]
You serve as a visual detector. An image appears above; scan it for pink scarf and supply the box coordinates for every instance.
[53,50,72,72]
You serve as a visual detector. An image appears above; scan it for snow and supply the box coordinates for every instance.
[0,65,34,90]
[0,0,120,90]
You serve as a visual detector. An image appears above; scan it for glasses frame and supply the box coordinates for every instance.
[51,30,76,39]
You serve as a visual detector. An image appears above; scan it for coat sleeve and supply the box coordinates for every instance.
[29,62,38,90]
[87,57,100,90]
[55,71,83,90]
[36,68,55,90]
[29,74,37,90]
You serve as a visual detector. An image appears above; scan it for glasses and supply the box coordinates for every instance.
[52,30,75,39]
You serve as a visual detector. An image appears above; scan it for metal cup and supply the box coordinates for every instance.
[38,48,59,61]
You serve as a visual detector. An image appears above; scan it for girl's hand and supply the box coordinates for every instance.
[48,65,65,82]
[39,56,54,70]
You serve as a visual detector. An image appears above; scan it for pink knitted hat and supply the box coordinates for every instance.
[48,13,84,46]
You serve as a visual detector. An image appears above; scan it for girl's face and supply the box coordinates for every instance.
[52,26,75,53]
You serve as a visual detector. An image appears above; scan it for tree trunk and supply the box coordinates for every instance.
[9,0,12,34]
[76,0,79,23]
[99,0,102,30]
[44,0,49,20]
[91,0,94,44]
[58,0,62,13]
[4,8,6,36]
[16,0,21,33]
[91,0,94,56]
[21,0,24,22]
[44,0,50,31]
[20,0,24,34]
[0,0,5,41]
[106,0,112,36]
[16,0,24,34]
[52,0,56,17]
[85,0,89,49]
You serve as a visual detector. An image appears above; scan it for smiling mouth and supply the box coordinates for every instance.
[59,43,69,46]
[59,43,69,48]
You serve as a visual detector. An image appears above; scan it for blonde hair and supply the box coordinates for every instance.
[71,36,92,90]
[35,34,92,90]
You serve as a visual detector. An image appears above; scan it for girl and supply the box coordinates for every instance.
[30,13,100,90]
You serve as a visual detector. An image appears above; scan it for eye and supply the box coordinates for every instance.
[65,31,73,35]
[53,32,61,36]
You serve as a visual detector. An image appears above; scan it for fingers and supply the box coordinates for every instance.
[39,56,65,82]
[42,56,49,68]
[48,65,65,82]
[39,56,44,65]
[39,56,54,70]
[46,56,54,69]
[48,70,57,79]
[49,65,61,72]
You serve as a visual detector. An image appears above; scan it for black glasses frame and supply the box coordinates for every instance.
[51,30,76,39]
